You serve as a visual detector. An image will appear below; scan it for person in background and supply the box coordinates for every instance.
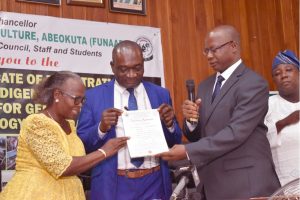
[0,71,128,200]
[265,50,300,186]
[77,40,182,200]
[157,25,280,199]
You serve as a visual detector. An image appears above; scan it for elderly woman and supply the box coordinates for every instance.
[0,71,128,200]
[265,50,300,186]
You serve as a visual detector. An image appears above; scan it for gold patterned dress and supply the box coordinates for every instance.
[0,113,86,200]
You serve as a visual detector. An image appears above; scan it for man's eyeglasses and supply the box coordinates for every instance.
[60,90,86,105]
[203,41,233,56]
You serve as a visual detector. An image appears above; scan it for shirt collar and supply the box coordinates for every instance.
[114,80,144,95]
[216,59,242,80]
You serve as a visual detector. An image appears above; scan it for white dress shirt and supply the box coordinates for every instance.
[187,59,242,130]
[213,59,241,91]
[99,81,159,169]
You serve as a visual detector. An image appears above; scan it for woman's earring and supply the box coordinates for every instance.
[55,99,59,103]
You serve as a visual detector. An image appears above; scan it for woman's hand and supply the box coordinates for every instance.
[101,137,129,158]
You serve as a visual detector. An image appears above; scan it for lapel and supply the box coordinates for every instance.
[143,81,159,108]
[204,76,216,111]
[102,79,116,138]
[203,63,246,127]
[103,79,115,109]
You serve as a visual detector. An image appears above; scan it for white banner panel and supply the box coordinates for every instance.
[0,11,165,83]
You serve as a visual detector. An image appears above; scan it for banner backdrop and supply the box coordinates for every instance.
[0,11,165,189]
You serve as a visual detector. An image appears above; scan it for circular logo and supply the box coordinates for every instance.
[136,37,153,61]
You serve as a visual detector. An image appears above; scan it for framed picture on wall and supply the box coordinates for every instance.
[67,0,104,7]
[16,0,60,6]
[109,0,146,15]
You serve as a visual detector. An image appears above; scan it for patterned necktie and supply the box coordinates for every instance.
[127,88,144,168]
[211,75,225,103]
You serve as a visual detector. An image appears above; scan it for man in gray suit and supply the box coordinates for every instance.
[157,25,280,199]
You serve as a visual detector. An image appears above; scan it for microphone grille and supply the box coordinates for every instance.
[186,79,195,87]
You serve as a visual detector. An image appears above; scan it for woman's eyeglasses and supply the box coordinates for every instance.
[60,90,86,105]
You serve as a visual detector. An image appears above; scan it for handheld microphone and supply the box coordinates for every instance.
[185,79,198,124]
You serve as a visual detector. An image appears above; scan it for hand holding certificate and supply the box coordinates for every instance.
[122,109,169,158]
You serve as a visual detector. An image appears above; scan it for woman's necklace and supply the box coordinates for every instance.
[46,110,64,127]
[46,110,56,122]
[46,110,70,134]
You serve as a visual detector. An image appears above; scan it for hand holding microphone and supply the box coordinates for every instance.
[184,80,200,125]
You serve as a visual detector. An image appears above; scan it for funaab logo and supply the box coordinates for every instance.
[136,37,153,62]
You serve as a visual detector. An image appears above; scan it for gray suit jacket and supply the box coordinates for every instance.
[184,63,280,200]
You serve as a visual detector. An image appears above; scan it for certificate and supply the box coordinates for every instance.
[122,109,169,158]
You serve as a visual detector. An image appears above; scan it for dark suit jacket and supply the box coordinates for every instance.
[77,79,182,200]
[184,63,280,200]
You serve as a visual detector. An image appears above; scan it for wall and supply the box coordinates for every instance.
[1,0,299,124]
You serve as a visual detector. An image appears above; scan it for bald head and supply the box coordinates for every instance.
[208,25,240,45]
[112,40,143,63]
[204,25,241,73]
[110,40,144,88]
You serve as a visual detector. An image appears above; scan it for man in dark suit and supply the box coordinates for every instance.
[157,25,280,199]
[77,40,182,200]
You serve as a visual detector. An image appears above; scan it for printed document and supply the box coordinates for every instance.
[122,109,169,158]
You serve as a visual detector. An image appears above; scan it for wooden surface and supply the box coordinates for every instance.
[0,0,299,125]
